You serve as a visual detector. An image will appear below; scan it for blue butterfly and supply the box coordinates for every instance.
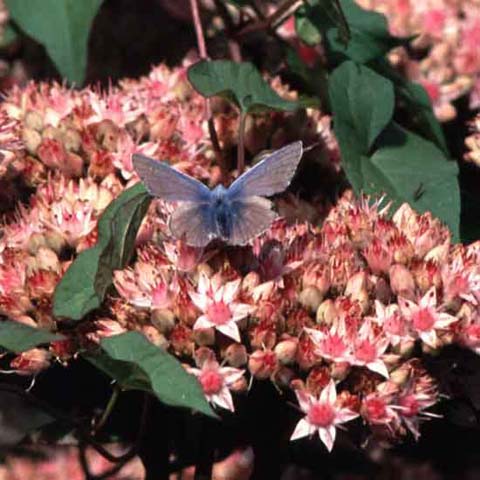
[132,141,303,247]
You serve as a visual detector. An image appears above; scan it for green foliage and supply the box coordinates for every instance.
[188,60,299,113]
[0,321,63,354]
[329,61,394,153]
[6,0,103,85]
[329,62,460,240]
[53,183,151,320]
[296,0,407,63]
[296,0,350,47]
[85,332,217,418]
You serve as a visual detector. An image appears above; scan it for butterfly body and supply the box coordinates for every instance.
[133,141,303,247]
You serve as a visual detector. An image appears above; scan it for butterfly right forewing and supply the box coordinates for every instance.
[132,153,212,203]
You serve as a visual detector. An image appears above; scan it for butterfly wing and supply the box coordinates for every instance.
[227,141,303,199]
[169,202,217,247]
[132,153,212,202]
[227,196,277,245]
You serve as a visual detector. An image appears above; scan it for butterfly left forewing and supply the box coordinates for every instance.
[227,196,277,245]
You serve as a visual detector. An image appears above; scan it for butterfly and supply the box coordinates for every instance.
[132,141,303,247]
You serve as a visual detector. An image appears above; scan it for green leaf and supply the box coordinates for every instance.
[85,332,217,418]
[297,0,408,63]
[296,0,350,46]
[329,61,394,152]
[329,62,460,240]
[370,59,448,154]
[361,124,460,240]
[53,183,151,320]
[188,60,299,113]
[0,321,63,354]
[0,23,19,48]
[6,0,103,85]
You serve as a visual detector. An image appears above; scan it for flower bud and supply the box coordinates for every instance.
[306,366,330,396]
[192,327,215,346]
[316,299,337,326]
[329,361,350,381]
[229,375,248,393]
[274,337,298,365]
[248,349,278,379]
[151,308,176,334]
[24,110,44,131]
[224,343,248,367]
[22,127,42,155]
[44,230,67,254]
[26,232,46,255]
[194,347,216,368]
[389,264,415,300]
[299,286,323,313]
[345,271,370,313]
[272,366,295,389]
[61,128,82,152]
[142,326,168,349]
[374,277,392,304]
[36,246,60,271]
[11,348,51,375]
[242,271,261,294]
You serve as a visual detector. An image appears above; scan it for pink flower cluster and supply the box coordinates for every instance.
[114,190,480,450]
[357,0,480,120]
[1,58,478,452]
[0,62,337,380]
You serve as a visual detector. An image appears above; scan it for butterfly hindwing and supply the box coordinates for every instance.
[132,154,212,203]
[227,196,277,245]
[227,141,303,199]
[169,202,217,247]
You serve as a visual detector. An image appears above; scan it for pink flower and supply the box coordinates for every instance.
[361,392,398,427]
[290,380,359,451]
[352,320,390,378]
[398,287,458,348]
[371,300,411,347]
[190,273,254,342]
[189,360,244,412]
[113,261,171,310]
[394,382,440,440]
[305,324,351,364]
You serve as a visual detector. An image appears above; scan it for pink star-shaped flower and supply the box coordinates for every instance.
[290,380,359,451]
[352,320,390,378]
[189,360,244,412]
[398,287,458,348]
[189,273,254,342]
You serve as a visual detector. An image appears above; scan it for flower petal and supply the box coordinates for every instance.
[193,315,214,330]
[217,322,241,342]
[366,360,390,379]
[319,425,336,452]
[320,379,337,404]
[212,387,234,411]
[290,418,314,441]
[223,279,240,304]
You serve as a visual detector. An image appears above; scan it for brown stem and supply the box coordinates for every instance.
[237,110,247,175]
[235,0,301,39]
[190,0,227,182]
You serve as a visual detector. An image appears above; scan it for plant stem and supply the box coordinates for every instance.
[237,110,247,175]
[190,0,227,182]
[93,384,120,433]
